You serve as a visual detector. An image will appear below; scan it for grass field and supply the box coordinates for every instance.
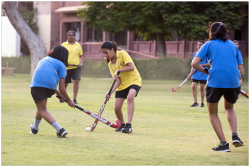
[1,74,249,165]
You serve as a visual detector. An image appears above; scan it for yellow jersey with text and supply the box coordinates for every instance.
[108,50,141,91]
[61,41,83,70]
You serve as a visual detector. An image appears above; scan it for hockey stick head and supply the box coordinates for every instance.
[172,88,176,92]
[112,120,121,128]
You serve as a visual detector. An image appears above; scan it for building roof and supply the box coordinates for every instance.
[55,5,86,13]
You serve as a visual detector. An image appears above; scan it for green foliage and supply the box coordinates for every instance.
[18,7,38,55]
[77,2,247,41]
[2,57,31,74]
[3,57,248,82]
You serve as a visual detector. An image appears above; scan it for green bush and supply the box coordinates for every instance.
[2,56,31,74]
[2,56,248,81]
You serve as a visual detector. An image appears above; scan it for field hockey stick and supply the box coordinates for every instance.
[68,64,85,68]
[172,69,197,92]
[91,71,120,131]
[56,96,121,129]
[240,89,249,98]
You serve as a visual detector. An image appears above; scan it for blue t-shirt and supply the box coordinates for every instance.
[192,52,208,80]
[30,56,67,90]
[196,39,243,88]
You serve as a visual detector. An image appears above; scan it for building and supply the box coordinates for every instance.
[33,2,248,59]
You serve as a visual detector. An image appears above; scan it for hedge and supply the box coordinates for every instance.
[2,56,248,81]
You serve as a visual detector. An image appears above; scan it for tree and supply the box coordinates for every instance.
[19,6,38,55]
[77,2,246,58]
[2,2,46,79]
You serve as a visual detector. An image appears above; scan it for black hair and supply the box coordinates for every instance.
[233,40,239,43]
[207,22,228,42]
[101,41,117,53]
[198,40,205,44]
[48,45,68,66]
[67,30,76,36]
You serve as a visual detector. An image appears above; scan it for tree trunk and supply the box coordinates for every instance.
[156,33,167,58]
[2,2,47,80]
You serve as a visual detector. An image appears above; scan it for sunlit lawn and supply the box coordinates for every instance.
[1,74,248,165]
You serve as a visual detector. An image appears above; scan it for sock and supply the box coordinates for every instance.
[51,121,62,133]
[33,118,41,130]
[220,141,227,146]
[232,132,238,137]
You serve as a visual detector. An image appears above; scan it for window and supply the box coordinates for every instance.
[86,24,103,42]
[64,22,81,42]
[234,30,242,40]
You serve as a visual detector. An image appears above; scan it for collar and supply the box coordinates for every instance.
[66,40,76,45]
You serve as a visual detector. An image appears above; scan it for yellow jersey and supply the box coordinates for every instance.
[108,50,142,91]
[61,41,83,70]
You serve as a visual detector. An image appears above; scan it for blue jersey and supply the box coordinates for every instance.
[192,52,208,81]
[196,39,243,88]
[30,56,67,90]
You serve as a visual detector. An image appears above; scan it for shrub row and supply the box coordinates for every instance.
[2,56,248,81]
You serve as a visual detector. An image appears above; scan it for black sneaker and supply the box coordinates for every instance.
[122,123,132,133]
[212,143,231,152]
[73,99,78,104]
[57,128,68,137]
[115,123,126,132]
[191,102,199,107]
[200,103,205,107]
[30,123,38,135]
[232,135,244,147]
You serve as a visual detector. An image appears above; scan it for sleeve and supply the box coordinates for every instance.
[78,44,83,56]
[121,51,133,64]
[58,63,67,79]
[236,50,243,65]
[192,52,197,60]
[196,42,209,61]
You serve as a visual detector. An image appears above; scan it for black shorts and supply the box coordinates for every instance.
[192,79,207,84]
[65,67,82,83]
[115,85,141,99]
[31,87,55,103]
[206,87,241,104]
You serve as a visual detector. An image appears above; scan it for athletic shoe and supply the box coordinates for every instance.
[232,135,244,147]
[200,103,205,107]
[122,123,132,133]
[73,99,78,104]
[57,128,68,137]
[30,123,38,135]
[212,143,231,152]
[115,123,126,132]
[191,102,199,107]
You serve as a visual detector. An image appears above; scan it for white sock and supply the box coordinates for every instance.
[51,121,62,133]
[33,118,41,130]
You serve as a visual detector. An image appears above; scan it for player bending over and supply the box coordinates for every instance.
[30,45,75,138]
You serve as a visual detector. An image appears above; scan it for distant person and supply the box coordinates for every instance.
[233,40,243,85]
[101,41,142,133]
[188,40,209,107]
[29,45,75,137]
[192,22,244,152]
[61,30,84,104]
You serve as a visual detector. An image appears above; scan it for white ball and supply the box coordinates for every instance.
[86,126,91,132]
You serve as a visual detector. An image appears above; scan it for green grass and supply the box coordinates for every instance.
[1,74,249,165]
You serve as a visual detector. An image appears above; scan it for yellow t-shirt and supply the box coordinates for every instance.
[61,41,83,70]
[108,50,142,91]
